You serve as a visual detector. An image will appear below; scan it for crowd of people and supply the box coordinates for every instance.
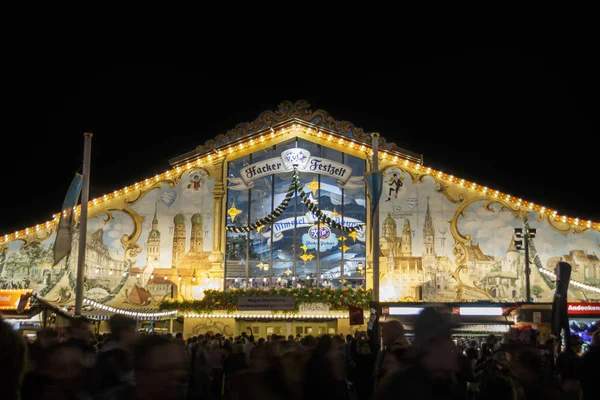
[1,306,600,400]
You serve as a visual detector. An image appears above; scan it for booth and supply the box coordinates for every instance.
[568,302,600,349]
[373,301,516,348]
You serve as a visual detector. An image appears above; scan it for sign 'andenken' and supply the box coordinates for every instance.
[237,296,296,311]
[228,148,364,190]
[567,302,600,315]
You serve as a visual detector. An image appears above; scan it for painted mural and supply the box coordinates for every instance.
[0,166,216,308]
[377,164,600,303]
[2,99,600,310]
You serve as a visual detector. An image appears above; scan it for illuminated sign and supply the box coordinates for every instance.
[567,302,600,315]
[388,307,424,316]
[228,148,364,190]
[0,290,33,311]
[458,307,504,316]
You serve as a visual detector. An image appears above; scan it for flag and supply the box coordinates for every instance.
[53,173,84,266]
[363,171,383,220]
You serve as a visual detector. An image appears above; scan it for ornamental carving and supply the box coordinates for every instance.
[198,100,400,154]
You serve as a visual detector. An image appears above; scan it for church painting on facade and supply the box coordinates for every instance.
[1,100,599,312]
[0,166,216,308]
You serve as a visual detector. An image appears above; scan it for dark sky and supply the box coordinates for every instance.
[0,6,595,236]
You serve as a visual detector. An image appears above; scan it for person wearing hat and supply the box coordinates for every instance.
[372,306,461,400]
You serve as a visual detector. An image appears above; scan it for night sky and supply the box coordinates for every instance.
[1,6,595,236]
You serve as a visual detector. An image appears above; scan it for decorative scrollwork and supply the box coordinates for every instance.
[115,207,144,260]
[99,210,114,224]
[435,181,466,205]
[450,264,494,300]
[453,242,468,265]
[197,100,400,154]
[449,196,527,300]
[125,175,183,206]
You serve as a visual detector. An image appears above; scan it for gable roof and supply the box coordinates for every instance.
[168,99,423,167]
[0,101,598,246]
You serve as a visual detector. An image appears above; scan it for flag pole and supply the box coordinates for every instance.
[75,132,93,316]
[371,133,380,302]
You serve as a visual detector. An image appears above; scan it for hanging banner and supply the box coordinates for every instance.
[264,211,366,243]
[363,170,383,220]
[228,148,364,190]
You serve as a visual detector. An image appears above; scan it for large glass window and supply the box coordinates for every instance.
[225,138,367,289]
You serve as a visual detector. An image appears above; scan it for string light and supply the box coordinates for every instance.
[182,312,350,319]
[83,298,177,319]
[1,121,598,246]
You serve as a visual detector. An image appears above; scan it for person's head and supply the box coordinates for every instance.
[109,314,138,346]
[68,317,91,341]
[465,346,478,361]
[492,349,511,369]
[569,336,583,354]
[486,334,497,346]
[381,319,407,347]
[36,328,59,348]
[346,334,353,343]
[413,307,458,379]
[232,343,244,354]
[133,335,188,400]
[592,330,600,346]
[39,342,85,388]
[175,332,183,340]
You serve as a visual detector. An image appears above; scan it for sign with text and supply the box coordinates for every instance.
[299,302,330,312]
[567,302,600,315]
[228,148,364,190]
[237,296,296,311]
[0,290,33,310]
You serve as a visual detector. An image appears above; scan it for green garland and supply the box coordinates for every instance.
[524,218,556,290]
[297,181,365,233]
[158,287,372,314]
[226,168,300,233]
[226,167,365,233]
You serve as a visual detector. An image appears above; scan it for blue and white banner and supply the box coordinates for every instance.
[228,148,364,190]
[263,210,366,243]
[364,171,383,219]
[53,173,84,266]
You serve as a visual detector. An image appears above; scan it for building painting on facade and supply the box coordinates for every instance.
[1,100,599,313]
